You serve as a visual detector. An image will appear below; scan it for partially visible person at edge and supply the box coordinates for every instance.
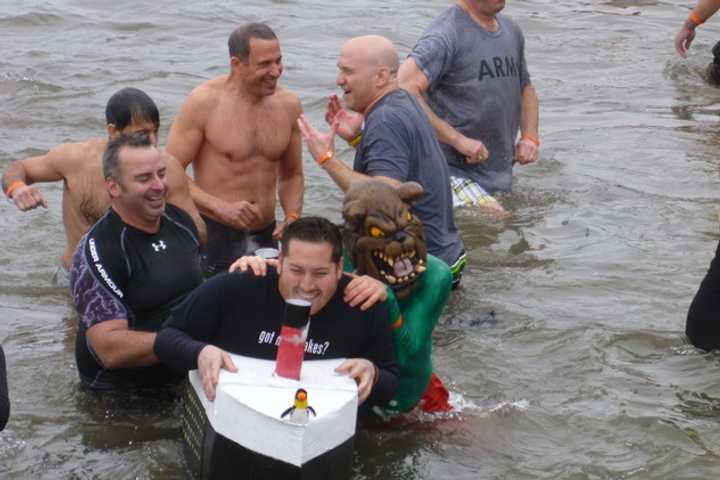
[70,134,204,389]
[675,0,720,58]
[1,88,205,278]
[0,344,9,431]
[297,35,467,288]
[398,0,539,216]
[167,22,303,276]
[154,216,398,410]
[686,240,720,351]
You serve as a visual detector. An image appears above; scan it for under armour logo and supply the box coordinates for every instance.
[152,240,167,252]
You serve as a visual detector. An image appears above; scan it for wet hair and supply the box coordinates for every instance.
[105,87,160,130]
[103,133,153,180]
[228,23,278,62]
[281,216,343,264]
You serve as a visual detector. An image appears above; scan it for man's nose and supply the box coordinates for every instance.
[299,273,315,291]
[150,175,165,191]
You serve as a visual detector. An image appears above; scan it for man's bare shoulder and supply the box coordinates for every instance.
[42,138,106,172]
[186,76,228,106]
[274,86,302,115]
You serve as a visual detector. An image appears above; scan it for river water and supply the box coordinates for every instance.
[2,0,720,478]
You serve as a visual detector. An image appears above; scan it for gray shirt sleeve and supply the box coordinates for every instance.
[409,25,457,88]
[357,113,411,182]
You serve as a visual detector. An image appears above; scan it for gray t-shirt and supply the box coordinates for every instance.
[353,89,464,266]
[409,6,530,193]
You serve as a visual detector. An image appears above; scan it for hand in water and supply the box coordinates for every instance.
[515,138,539,165]
[675,21,697,58]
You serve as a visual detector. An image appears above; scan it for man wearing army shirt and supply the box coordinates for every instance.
[167,22,304,275]
[70,134,204,389]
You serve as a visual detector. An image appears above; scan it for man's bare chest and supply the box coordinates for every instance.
[66,168,109,225]
[205,105,293,161]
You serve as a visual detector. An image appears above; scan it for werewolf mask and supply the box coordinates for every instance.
[342,180,428,300]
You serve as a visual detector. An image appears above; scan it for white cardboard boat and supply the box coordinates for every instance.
[183,354,358,479]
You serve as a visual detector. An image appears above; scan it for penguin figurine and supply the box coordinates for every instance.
[281,388,317,424]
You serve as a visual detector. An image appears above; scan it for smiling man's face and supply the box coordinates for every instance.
[336,43,378,113]
[277,239,343,315]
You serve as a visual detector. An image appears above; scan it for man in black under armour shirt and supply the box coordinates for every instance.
[70,133,203,389]
[155,217,398,407]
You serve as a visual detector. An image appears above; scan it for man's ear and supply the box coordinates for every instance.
[106,178,121,199]
[230,56,246,73]
[336,256,344,281]
[276,254,284,275]
[107,124,118,139]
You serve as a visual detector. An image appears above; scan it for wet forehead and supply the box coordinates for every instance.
[123,119,159,133]
[284,240,335,268]
[248,37,281,62]
[338,44,368,70]
[118,146,165,175]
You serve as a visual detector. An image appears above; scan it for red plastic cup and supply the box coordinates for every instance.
[275,299,311,380]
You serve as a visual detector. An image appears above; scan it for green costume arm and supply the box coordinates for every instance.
[385,255,452,413]
[343,252,452,415]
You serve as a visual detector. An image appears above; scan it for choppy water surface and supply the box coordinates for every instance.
[2,0,720,478]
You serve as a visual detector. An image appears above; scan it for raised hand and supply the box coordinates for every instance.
[325,95,363,142]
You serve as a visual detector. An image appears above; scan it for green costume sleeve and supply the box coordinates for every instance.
[383,255,452,414]
[342,251,452,415]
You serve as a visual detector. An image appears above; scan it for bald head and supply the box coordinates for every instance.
[337,35,400,113]
[341,35,399,74]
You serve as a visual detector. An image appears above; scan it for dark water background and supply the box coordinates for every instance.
[2,0,720,478]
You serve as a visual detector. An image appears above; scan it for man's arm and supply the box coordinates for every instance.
[164,154,207,246]
[273,98,305,240]
[399,58,488,163]
[86,320,158,369]
[296,115,400,192]
[1,143,81,210]
[515,84,540,165]
[676,0,720,57]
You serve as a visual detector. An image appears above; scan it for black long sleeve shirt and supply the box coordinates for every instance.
[155,268,399,407]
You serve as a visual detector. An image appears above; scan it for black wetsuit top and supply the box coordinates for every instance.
[687,241,720,351]
[155,268,399,407]
[70,204,203,389]
[0,344,8,431]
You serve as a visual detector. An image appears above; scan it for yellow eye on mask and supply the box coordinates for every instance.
[369,226,385,238]
[405,211,412,221]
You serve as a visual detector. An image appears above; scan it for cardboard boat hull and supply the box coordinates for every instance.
[182,356,355,480]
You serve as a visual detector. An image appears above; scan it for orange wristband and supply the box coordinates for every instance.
[521,133,540,147]
[286,211,299,222]
[689,11,705,26]
[5,180,26,198]
[317,151,334,166]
